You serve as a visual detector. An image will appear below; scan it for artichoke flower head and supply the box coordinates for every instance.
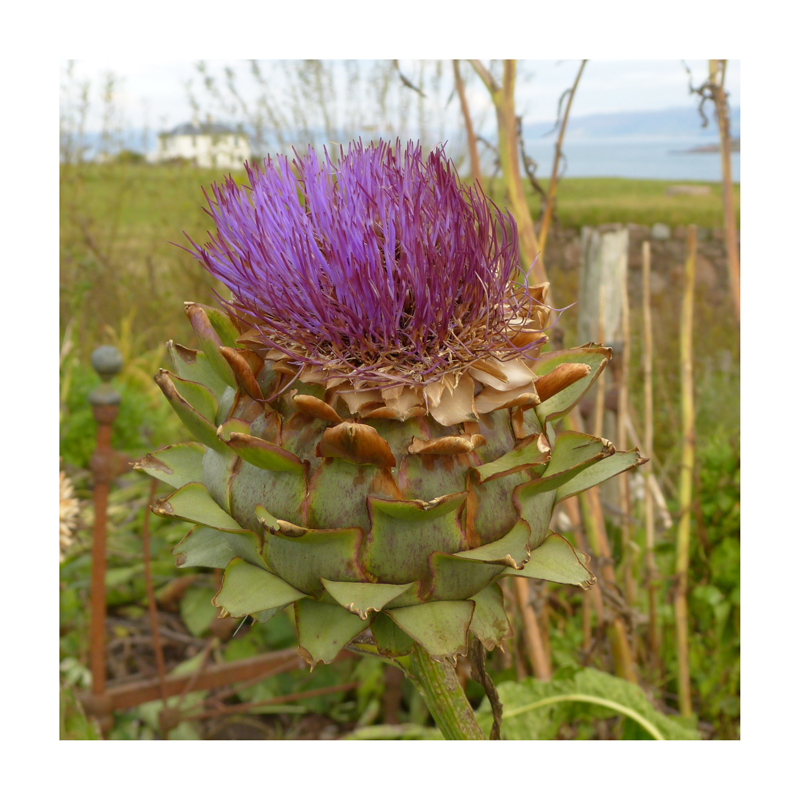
[137,140,644,666]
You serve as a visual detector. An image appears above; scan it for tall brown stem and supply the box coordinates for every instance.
[470,59,547,286]
[642,241,661,661]
[452,60,482,187]
[539,60,587,255]
[708,60,740,323]
[675,226,697,717]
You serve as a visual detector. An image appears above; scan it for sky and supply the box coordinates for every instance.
[61,59,740,142]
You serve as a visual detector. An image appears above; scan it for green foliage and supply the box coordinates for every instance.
[690,433,740,735]
[478,668,700,740]
[59,358,184,469]
[60,684,102,739]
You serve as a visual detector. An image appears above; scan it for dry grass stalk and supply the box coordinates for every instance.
[708,60,740,323]
[452,60,482,187]
[512,578,552,680]
[501,579,528,680]
[617,265,636,607]
[563,496,602,654]
[566,411,638,684]
[675,225,697,717]
[538,60,587,255]
[470,59,547,285]
[593,284,606,438]
[641,241,661,660]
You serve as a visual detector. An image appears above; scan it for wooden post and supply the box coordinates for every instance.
[578,225,629,345]
[579,224,630,513]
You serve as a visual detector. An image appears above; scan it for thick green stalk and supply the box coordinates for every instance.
[408,644,486,740]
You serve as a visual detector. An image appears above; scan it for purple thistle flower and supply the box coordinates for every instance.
[185,139,543,386]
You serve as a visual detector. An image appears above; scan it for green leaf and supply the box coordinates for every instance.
[218,422,305,473]
[167,340,229,400]
[533,346,611,423]
[471,471,532,546]
[156,370,232,454]
[457,519,531,568]
[473,436,550,483]
[295,597,373,666]
[201,447,238,514]
[385,600,474,661]
[555,449,646,502]
[173,526,235,569]
[371,612,416,657]
[230,459,309,531]
[505,533,595,589]
[152,482,244,532]
[185,303,238,388]
[480,668,700,740]
[180,586,218,637]
[262,522,365,597]
[428,553,504,601]
[513,485,556,550]
[538,430,614,489]
[469,583,511,651]
[363,494,468,584]
[197,303,242,348]
[214,558,306,618]
[168,373,218,424]
[322,580,416,620]
[134,442,206,489]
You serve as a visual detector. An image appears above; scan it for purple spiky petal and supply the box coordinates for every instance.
[185,139,540,385]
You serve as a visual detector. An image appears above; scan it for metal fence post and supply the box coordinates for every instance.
[85,346,128,734]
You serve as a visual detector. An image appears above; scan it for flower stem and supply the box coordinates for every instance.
[407,644,486,740]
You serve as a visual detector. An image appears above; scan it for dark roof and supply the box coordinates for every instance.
[164,122,243,136]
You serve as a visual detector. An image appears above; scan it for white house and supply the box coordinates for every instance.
[152,122,251,169]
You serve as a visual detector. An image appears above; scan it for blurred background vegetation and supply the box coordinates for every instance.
[59,59,739,740]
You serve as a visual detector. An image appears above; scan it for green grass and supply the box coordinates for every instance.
[492,176,739,230]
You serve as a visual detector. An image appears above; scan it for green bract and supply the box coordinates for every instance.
[137,301,644,666]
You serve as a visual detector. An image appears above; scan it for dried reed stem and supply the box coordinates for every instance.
[563,495,604,654]
[675,225,697,717]
[593,284,606,438]
[566,411,638,684]
[452,60,482,187]
[470,59,547,285]
[617,261,636,607]
[642,241,661,659]
[513,578,552,680]
[538,60,587,255]
[709,60,740,323]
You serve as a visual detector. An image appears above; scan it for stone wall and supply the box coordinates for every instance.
[542,223,738,310]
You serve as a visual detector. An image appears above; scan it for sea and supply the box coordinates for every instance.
[80,128,740,184]
[519,135,740,183]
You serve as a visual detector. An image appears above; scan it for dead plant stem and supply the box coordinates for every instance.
[675,225,697,718]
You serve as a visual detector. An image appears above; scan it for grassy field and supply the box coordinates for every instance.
[516,176,739,230]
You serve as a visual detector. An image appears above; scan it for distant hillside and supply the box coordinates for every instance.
[524,106,740,140]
